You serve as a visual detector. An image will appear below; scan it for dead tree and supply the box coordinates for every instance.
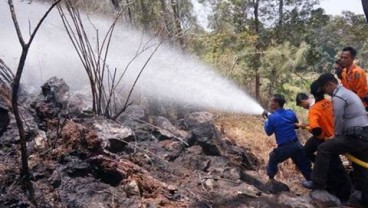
[7,0,62,180]
[110,0,120,10]
[362,0,368,23]
[58,1,162,119]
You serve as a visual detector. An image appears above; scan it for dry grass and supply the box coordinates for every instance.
[213,112,311,193]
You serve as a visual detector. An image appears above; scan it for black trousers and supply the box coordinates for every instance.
[304,137,324,162]
[305,137,352,201]
[312,133,368,206]
[267,141,311,180]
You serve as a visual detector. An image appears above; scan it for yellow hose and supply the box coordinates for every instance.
[345,154,368,169]
[295,123,368,169]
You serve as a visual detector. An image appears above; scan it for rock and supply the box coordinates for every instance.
[56,175,130,207]
[240,171,269,193]
[265,179,290,194]
[310,190,341,207]
[30,161,55,180]
[88,156,125,187]
[189,123,220,156]
[31,97,61,130]
[153,116,176,132]
[278,192,314,208]
[223,144,258,170]
[183,112,213,129]
[34,130,47,149]
[41,76,70,108]
[117,105,148,128]
[49,171,62,188]
[186,145,203,155]
[104,138,129,153]
[68,92,93,116]
[176,154,212,171]
[222,167,242,181]
[30,77,70,131]
[145,203,158,208]
[347,190,363,207]
[159,140,182,152]
[159,140,184,161]
[57,120,102,155]
[167,184,178,193]
[237,183,263,198]
[188,202,212,208]
[153,116,188,138]
[60,155,92,178]
[206,156,235,178]
[124,180,141,197]
[94,120,134,153]
[204,179,216,190]
[153,128,176,141]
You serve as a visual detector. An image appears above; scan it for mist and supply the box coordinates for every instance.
[0,1,263,115]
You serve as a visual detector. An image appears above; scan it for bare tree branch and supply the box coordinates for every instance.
[8,0,62,181]
[113,41,163,120]
[8,0,25,46]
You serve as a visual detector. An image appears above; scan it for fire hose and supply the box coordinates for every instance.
[296,123,368,169]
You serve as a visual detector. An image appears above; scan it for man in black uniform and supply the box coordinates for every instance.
[313,73,368,207]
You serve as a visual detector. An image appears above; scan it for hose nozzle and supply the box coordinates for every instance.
[262,110,270,119]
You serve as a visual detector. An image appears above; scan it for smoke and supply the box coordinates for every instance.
[0,1,263,115]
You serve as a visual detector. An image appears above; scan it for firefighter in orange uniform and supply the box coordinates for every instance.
[296,80,352,202]
[340,47,368,110]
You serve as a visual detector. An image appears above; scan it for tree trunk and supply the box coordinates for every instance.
[12,47,29,178]
[269,68,277,97]
[253,0,261,102]
[170,0,184,48]
[126,0,133,24]
[8,0,61,181]
[139,0,149,30]
[278,0,283,27]
[362,0,368,23]
[159,0,173,39]
[110,0,119,10]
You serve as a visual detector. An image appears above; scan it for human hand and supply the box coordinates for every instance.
[295,122,308,129]
[262,110,269,119]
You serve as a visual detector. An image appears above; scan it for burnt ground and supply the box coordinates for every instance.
[0,77,333,208]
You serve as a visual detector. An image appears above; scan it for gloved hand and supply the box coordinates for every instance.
[262,110,269,119]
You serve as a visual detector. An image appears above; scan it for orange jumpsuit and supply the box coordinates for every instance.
[341,64,368,107]
[308,98,334,139]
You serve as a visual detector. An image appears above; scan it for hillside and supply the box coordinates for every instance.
[1,1,367,207]
[0,77,344,208]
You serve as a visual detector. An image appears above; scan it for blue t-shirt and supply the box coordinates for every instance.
[264,108,299,145]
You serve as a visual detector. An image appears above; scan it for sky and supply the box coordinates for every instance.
[320,0,364,15]
[191,0,365,30]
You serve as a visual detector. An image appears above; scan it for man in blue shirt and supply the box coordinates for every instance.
[264,94,312,183]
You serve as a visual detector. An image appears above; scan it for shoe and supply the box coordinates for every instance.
[310,190,341,206]
[302,180,313,189]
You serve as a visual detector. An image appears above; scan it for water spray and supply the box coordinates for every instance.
[0,1,265,116]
